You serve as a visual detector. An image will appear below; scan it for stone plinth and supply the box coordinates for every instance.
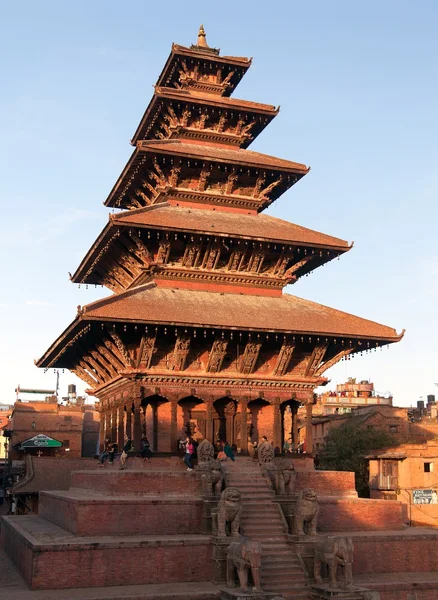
[310,584,369,599]
[219,588,285,600]
[0,515,212,590]
[212,537,232,583]
[39,490,203,536]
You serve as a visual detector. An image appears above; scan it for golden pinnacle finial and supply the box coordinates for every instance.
[197,24,209,48]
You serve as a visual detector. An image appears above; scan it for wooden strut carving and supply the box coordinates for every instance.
[305,342,329,377]
[96,342,125,372]
[171,334,191,371]
[284,255,314,277]
[137,332,157,369]
[206,338,228,373]
[156,240,171,264]
[129,233,153,267]
[81,354,109,383]
[79,358,104,385]
[102,338,127,369]
[182,241,202,268]
[238,342,262,374]
[197,163,211,191]
[203,241,221,270]
[90,349,117,379]
[315,347,355,377]
[259,176,282,201]
[273,341,295,376]
[108,331,133,368]
[71,366,97,388]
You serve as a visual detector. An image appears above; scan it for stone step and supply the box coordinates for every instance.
[263,582,309,592]
[262,562,304,572]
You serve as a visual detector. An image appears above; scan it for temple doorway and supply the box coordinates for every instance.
[142,394,165,451]
[281,399,301,452]
[178,395,206,442]
[213,397,236,446]
[247,398,270,444]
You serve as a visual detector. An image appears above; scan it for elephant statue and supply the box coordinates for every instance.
[226,536,262,593]
[314,535,354,590]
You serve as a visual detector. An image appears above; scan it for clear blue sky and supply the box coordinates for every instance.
[0,1,437,406]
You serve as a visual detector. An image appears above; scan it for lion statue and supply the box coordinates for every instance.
[226,536,262,593]
[294,488,318,536]
[200,459,224,498]
[212,487,242,537]
[314,535,354,589]
[268,459,296,495]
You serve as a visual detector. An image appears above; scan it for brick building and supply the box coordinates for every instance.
[368,441,438,527]
[309,404,410,452]
[8,398,99,460]
[314,378,392,416]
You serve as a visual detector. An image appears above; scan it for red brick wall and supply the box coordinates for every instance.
[70,470,201,496]
[296,470,356,495]
[39,493,204,536]
[318,498,404,531]
[32,542,212,589]
[0,518,33,584]
[353,534,438,573]
[378,591,438,600]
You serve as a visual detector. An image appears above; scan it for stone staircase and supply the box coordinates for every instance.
[222,458,310,600]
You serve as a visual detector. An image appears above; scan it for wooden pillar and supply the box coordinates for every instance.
[111,406,117,443]
[104,410,111,442]
[117,405,125,449]
[240,397,248,453]
[133,398,142,452]
[205,400,213,444]
[292,403,299,451]
[126,404,132,439]
[272,398,282,453]
[170,397,178,452]
[305,402,314,455]
[98,411,104,450]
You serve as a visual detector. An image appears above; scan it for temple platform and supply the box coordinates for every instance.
[0,515,212,590]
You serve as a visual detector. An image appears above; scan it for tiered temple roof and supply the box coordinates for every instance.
[36,27,403,402]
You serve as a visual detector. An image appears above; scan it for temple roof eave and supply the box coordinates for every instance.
[155,44,251,94]
[130,87,279,146]
[35,286,405,369]
[70,203,351,285]
[103,142,309,208]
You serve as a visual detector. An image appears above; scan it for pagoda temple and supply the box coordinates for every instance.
[36,26,403,456]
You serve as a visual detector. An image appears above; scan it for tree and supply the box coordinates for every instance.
[318,423,395,497]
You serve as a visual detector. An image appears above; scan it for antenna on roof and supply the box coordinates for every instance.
[197,24,209,48]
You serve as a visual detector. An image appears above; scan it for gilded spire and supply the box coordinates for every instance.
[197,24,209,48]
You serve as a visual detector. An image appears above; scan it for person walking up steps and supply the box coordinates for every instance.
[183,436,195,471]
[120,437,132,470]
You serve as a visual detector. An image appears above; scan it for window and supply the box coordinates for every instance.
[63,439,70,448]
[424,462,434,473]
[379,460,399,489]
[64,416,72,423]
[389,425,398,433]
